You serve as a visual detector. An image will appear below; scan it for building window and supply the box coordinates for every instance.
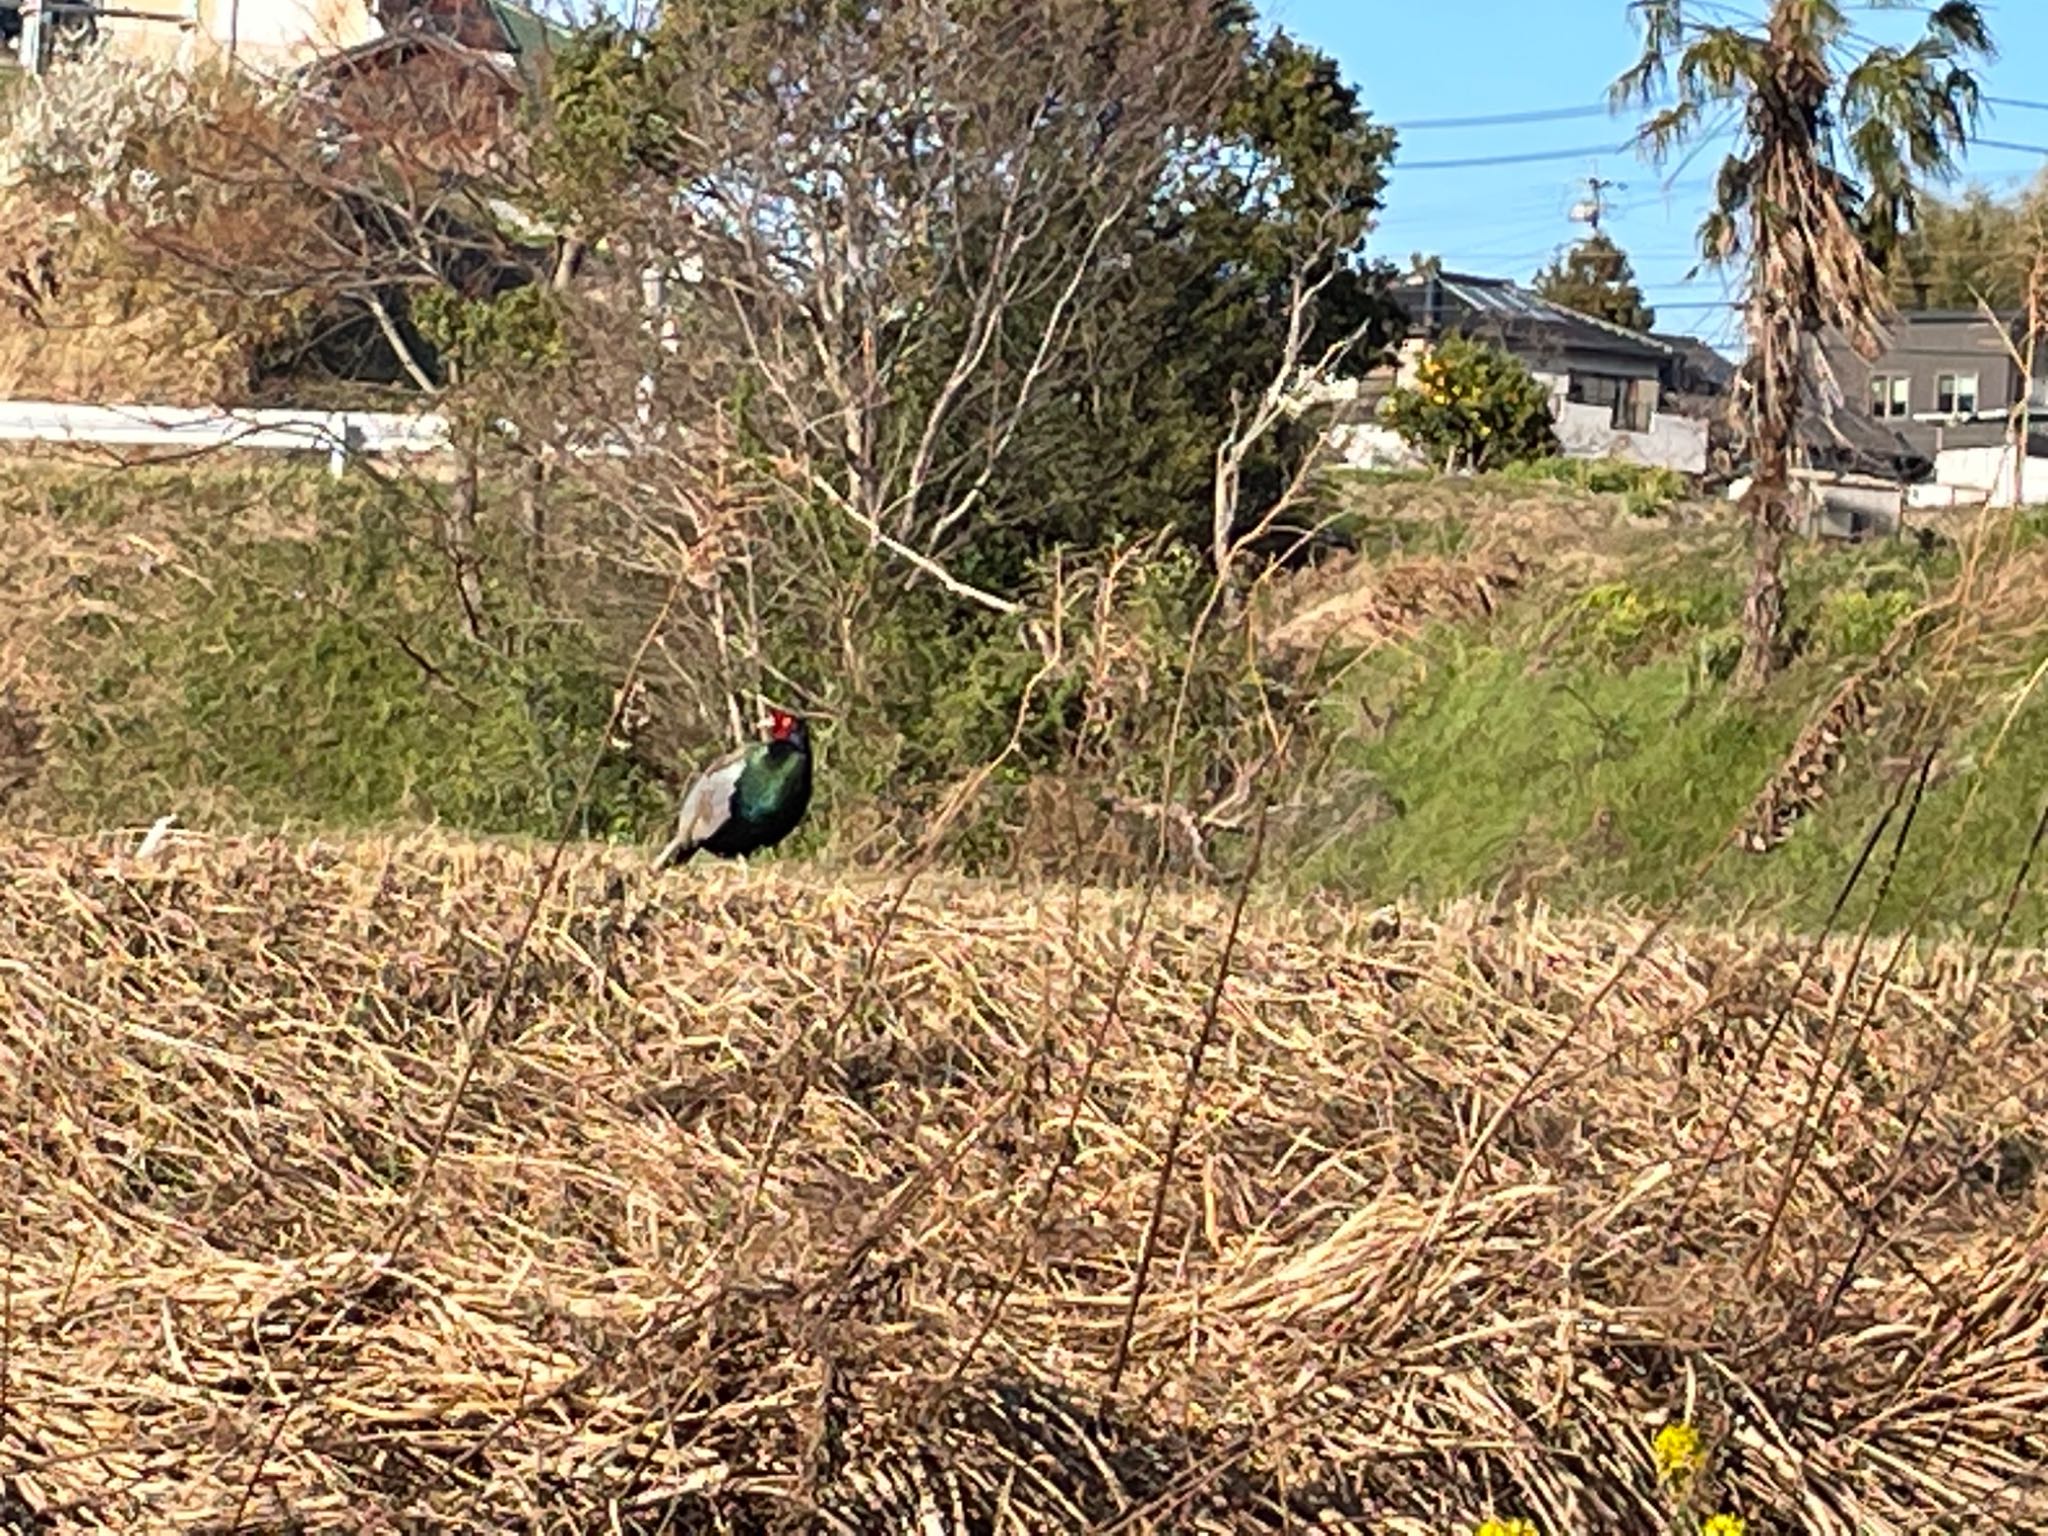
[1569,373,1621,412]
[1617,378,1655,433]
[2030,373,2048,411]
[1868,375,1909,418]
[1935,371,1979,416]
[1568,373,1655,433]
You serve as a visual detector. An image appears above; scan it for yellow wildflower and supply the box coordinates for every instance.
[1653,1421,1704,1484]
[1701,1518,1746,1536]
[1474,1521,1539,1536]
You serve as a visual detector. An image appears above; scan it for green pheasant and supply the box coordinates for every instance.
[652,708,813,869]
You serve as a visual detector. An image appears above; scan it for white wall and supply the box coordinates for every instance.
[98,0,377,66]
[1312,351,1709,476]
[1325,422,1424,471]
[1550,400,1708,476]
[1322,405,1707,476]
[1933,444,2048,507]
[1907,481,1973,510]
[0,399,447,475]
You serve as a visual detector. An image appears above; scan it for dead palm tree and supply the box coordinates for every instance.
[1614,1,1991,688]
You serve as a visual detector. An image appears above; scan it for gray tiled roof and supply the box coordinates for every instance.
[1395,271,1676,366]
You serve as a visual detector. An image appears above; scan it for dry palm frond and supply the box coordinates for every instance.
[1738,650,1900,855]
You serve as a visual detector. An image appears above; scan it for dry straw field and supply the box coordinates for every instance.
[2,831,2046,1534]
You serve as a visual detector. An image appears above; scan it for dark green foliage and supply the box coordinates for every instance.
[1217,27,1396,260]
[543,21,681,194]
[872,19,1403,587]
[1531,232,1656,332]
[412,285,569,387]
[544,0,1403,594]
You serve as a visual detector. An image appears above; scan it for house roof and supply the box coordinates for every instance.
[479,0,560,61]
[300,28,524,91]
[1650,331,1738,392]
[300,0,564,86]
[1394,270,1676,367]
[1798,394,1933,482]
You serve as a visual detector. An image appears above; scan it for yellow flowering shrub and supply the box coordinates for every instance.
[1378,333,1559,473]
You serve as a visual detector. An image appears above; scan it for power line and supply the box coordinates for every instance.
[1392,94,2048,138]
[1392,102,1624,131]
[1396,140,1636,171]
[1974,138,2048,158]
[1397,131,2038,176]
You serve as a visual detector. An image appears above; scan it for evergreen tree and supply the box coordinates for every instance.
[1532,232,1657,331]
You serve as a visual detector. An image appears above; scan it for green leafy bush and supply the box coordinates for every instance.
[1566,580,1728,668]
[412,285,569,386]
[1378,336,1559,473]
[1813,586,1917,659]
[1499,454,1688,516]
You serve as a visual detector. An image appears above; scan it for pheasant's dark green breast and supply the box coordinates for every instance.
[705,739,812,856]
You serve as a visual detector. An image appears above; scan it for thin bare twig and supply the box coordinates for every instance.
[1102,794,1270,1405]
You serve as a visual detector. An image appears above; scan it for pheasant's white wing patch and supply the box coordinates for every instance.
[674,749,748,847]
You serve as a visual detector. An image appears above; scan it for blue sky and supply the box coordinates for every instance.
[1268,1,2048,355]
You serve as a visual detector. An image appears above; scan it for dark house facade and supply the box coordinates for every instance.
[1393,270,1673,429]
[1650,331,1737,407]
[1815,309,2048,467]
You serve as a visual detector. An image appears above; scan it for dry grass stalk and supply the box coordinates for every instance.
[1264,551,1530,660]
[0,832,2044,1532]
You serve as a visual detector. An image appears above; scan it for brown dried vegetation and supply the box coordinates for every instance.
[1,833,2045,1532]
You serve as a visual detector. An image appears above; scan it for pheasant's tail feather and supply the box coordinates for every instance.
[650,833,697,871]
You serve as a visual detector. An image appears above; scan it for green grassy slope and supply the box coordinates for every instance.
[1292,471,2048,938]
[4,458,2043,938]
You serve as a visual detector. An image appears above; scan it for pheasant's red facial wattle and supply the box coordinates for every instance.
[768,709,794,740]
